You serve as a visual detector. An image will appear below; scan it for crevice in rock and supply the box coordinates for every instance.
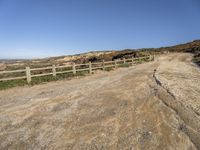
[151,68,200,149]
[153,69,176,99]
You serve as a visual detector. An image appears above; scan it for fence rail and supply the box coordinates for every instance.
[0,55,154,83]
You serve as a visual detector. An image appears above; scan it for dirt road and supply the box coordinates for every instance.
[0,53,200,150]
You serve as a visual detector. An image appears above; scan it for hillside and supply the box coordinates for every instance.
[0,40,200,71]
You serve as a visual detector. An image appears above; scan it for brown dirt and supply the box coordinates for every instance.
[0,53,200,150]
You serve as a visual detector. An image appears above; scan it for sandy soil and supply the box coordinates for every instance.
[0,53,200,150]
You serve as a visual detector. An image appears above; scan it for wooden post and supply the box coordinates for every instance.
[123,58,126,64]
[114,60,117,69]
[52,65,56,77]
[131,57,134,65]
[89,61,92,74]
[26,67,31,83]
[102,60,105,71]
[72,63,76,75]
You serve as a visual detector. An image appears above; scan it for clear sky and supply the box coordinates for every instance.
[0,0,200,59]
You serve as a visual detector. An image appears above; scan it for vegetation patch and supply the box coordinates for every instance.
[0,71,88,90]
[118,63,131,68]
[0,79,27,90]
[105,67,114,71]
[193,55,200,66]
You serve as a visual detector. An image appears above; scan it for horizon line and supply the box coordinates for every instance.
[0,39,199,60]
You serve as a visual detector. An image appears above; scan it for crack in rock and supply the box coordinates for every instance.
[152,69,200,149]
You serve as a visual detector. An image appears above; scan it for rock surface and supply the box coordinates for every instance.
[0,53,200,150]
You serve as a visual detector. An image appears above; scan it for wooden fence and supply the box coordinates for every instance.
[0,55,154,83]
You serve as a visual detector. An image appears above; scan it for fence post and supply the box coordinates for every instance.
[132,57,134,65]
[102,60,105,71]
[114,60,117,69]
[89,61,92,74]
[52,65,56,77]
[72,63,76,75]
[123,58,126,64]
[26,67,31,83]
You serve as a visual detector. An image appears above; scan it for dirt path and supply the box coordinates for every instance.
[0,53,200,150]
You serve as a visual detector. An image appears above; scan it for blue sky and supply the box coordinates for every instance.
[0,0,200,59]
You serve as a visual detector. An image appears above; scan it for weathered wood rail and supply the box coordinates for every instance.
[0,55,154,83]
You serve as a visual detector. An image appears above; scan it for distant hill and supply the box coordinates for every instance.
[159,40,200,53]
[0,40,200,71]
